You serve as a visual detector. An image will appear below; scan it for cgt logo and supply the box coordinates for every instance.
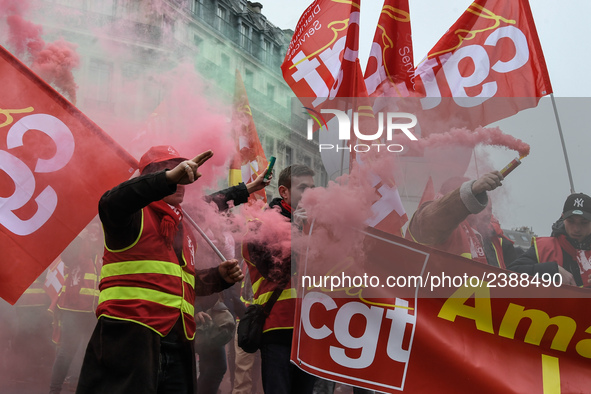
[305,108,418,153]
[298,292,416,390]
[0,112,74,236]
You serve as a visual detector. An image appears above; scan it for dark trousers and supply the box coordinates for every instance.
[260,341,315,394]
[313,378,375,394]
[76,317,195,394]
[158,342,193,394]
[196,343,227,394]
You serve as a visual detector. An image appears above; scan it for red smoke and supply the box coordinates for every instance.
[31,38,80,103]
[6,14,43,56]
[403,126,530,158]
[2,0,80,103]
[296,165,381,278]
[240,201,293,283]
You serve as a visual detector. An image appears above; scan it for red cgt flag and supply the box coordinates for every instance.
[414,0,552,134]
[364,0,415,97]
[229,69,267,204]
[293,225,591,393]
[281,0,361,109]
[0,45,137,305]
[341,61,409,236]
[309,13,409,236]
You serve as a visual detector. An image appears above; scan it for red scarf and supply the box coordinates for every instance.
[556,234,580,262]
[149,201,183,249]
[280,199,292,214]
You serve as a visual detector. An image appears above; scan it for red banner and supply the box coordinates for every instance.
[364,0,414,97]
[229,69,267,204]
[413,0,552,133]
[292,226,591,393]
[0,45,137,305]
[281,0,361,108]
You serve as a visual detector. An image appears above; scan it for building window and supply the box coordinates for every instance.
[285,146,292,166]
[265,137,274,156]
[122,63,140,80]
[221,53,230,70]
[215,6,227,33]
[239,24,251,52]
[163,15,175,32]
[303,156,311,168]
[85,59,113,112]
[89,0,114,15]
[267,84,275,100]
[191,0,202,16]
[194,34,203,48]
[88,59,112,102]
[263,39,274,65]
[244,69,254,86]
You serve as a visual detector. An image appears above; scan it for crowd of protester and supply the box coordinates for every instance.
[1,148,590,394]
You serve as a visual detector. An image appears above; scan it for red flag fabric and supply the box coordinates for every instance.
[0,44,137,305]
[316,56,410,236]
[285,1,408,234]
[413,0,552,133]
[329,7,362,100]
[293,225,591,393]
[229,69,267,204]
[366,177,408,236]
[340,60,408,236]
[364,0,414,97]
[283,0,361,181]
[281,0,361,108]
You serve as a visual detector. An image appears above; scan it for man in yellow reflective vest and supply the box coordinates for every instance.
[244,164,317,394]
[76,146,267,394]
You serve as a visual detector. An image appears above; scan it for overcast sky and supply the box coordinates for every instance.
[259,0,591,236]
[261,0,590,97]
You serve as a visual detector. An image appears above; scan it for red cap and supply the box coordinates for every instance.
[139,145,187,174]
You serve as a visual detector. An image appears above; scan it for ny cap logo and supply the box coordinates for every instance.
[574,198,584,208]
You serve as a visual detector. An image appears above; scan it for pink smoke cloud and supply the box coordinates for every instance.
[6,14,43,57]
[31,38,80,103]
[296,163,383,278]
[401,126,530,158]
[2,0,80,102]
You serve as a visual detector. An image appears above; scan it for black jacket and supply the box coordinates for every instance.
[99,169,250,294]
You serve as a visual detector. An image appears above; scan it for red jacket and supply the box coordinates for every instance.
[406,182,513,268]
[408,221,509,269]
[243,198,297,333]
[57,255,100,312]
[98,205,198,339]
[243,243,297,333]
[534,236,591,285]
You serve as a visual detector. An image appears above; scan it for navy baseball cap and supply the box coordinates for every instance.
[562,193,591,221]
